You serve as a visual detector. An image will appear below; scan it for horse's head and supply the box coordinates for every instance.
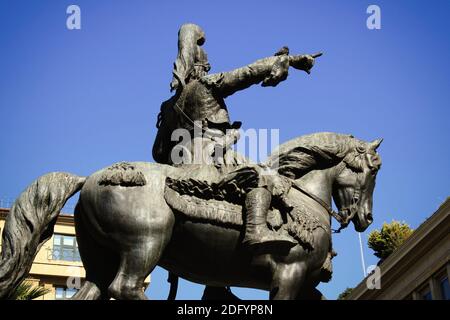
[332,139,382,232]
[267,132,383,231]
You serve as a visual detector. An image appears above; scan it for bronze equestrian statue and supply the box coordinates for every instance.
[0,24,382,300]
[0,133,382,300]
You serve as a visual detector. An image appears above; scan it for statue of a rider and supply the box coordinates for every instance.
[152,23,320,250]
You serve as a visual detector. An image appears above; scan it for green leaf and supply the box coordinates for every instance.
[368,220,414,261]
[7,281,50,300]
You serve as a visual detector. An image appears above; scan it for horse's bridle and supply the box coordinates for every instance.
[291,166,362,233]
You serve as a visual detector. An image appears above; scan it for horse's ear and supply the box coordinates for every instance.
[369,138,383,151]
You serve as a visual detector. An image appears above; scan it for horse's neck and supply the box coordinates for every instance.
[293,167,335,209]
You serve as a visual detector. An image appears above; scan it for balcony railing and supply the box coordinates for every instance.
[46,247,81,262]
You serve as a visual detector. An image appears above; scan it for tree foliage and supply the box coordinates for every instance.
[368,220,414,261]
[337,287,354,300]
[7,281,50,300]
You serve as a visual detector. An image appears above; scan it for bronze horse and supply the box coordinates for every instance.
[0,132,381,300]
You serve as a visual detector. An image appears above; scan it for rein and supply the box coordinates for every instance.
[291,179,360,234]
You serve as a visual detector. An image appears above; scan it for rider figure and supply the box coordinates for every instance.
[153,23,318,249]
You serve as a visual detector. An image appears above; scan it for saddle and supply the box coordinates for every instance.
[164,175,284,229]
[164,174,325,247]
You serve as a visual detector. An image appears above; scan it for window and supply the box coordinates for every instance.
[55,287,78,300]
[422,291,432,300]
[52,234,80,262]
[419,284,432,300]
[440,276,450,300]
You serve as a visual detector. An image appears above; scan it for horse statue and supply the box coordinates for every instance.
[0,132,382,300]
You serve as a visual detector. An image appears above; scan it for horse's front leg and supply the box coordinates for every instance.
[269,262,307,300]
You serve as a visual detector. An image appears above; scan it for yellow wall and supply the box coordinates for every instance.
[0,214,85,300]
[0,210,150,300]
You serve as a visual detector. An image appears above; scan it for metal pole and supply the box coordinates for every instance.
[358,232,367,277]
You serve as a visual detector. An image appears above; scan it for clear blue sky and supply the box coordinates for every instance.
[0,0,449,299]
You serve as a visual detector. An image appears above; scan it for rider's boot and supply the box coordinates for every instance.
[243,187,297,248]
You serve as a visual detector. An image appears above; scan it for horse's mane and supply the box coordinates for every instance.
[265,132,371,179]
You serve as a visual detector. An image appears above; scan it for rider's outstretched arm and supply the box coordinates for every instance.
[200,52,316,98]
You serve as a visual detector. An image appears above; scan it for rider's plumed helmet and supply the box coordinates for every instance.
[170,23,210,92]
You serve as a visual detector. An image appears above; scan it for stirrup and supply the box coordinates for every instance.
[243,230,296,248]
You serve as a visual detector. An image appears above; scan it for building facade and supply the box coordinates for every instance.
[0,208,150,300]
[346,198,450,300]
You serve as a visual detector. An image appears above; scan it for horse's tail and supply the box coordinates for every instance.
[0,172,86,299]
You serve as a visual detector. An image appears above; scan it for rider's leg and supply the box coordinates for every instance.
[243,187,296,247]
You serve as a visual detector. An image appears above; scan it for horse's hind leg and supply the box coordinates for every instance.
[72,203,119,300]
[108,239,164,300]
[72,281,102,300]
[107,206,174,300]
